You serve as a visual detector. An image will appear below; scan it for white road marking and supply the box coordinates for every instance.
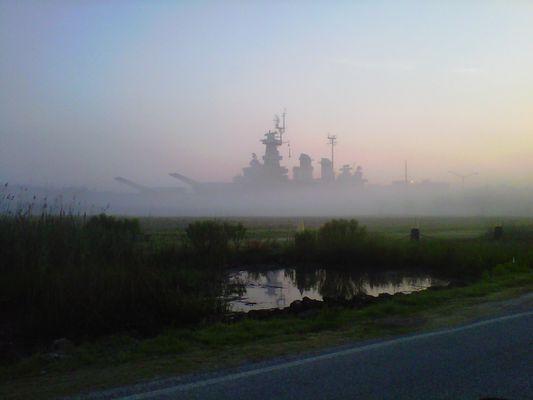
[115,311,533,400]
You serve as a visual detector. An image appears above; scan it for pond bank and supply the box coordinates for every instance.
[225,283,458,322]
[2,264,531,400]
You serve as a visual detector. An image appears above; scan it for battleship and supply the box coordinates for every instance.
[164,111,366,196]
[107,112,461,215]
[5,112,530,216]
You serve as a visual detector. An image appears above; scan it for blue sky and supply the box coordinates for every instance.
[1,1,532,188]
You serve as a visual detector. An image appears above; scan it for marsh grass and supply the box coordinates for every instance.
[1,191,532,362]
[289,220,532,280]
[0,209,229,349]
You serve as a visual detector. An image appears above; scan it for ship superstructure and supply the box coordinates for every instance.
[168,111,367,192]
[103,111,455,215]
[236,112,289,184]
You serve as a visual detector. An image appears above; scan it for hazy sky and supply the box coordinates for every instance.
[1,1,532,189]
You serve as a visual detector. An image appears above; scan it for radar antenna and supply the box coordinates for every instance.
[274,108,287,142]
[327,134,337,172]
[274,108,290,157]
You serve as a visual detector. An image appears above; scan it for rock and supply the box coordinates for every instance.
[322,296,348,307]
[45,352,69,361]
[223,312,246,323]
[247,309,275,319]
[349,294,376,308]
[289,300,304,313]
[0,341,20,364]
[52,338,74,354]
[363,294,378,304]
[301,296,323,310]
[45,339,75,361]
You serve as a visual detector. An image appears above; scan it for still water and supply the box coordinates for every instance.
[229,268,448,312]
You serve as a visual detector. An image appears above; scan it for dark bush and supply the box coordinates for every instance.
[318,219,367,248]
[237,239,285,264]
[316,219,368,264]
[185,220,229,256]
[0,213,230,347]
[294,229,318,260]
[185,220,247,265]
[224,222,247,250]
[82,214,141,262]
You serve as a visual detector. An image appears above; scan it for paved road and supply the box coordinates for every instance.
[86,311,533,400]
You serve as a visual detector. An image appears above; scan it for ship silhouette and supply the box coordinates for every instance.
[166,111,366,195]
[111,112,455,216]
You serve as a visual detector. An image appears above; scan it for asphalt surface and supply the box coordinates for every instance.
[84,310,533,400]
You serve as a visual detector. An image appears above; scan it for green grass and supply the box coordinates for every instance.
[2,213,532,346]
[2,211,533,399]
[1,262,531,399]
[139,216,533,240]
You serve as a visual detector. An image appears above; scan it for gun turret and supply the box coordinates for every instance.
[169,172,200,189]
[114,177,153,193]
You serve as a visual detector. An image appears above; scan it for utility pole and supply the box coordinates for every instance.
[327,134,337,172]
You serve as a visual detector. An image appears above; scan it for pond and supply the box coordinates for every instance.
[228,268,448,312]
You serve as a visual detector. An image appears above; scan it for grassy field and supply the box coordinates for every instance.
[139,215,533,240]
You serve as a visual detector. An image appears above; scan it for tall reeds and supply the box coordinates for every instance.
[0,195,230,347]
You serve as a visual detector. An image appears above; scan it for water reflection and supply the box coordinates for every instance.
[229,268,447,312]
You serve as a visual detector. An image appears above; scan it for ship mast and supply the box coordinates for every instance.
[327,134,337,173]
[274,109,286,142]
[260,110,289,182]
